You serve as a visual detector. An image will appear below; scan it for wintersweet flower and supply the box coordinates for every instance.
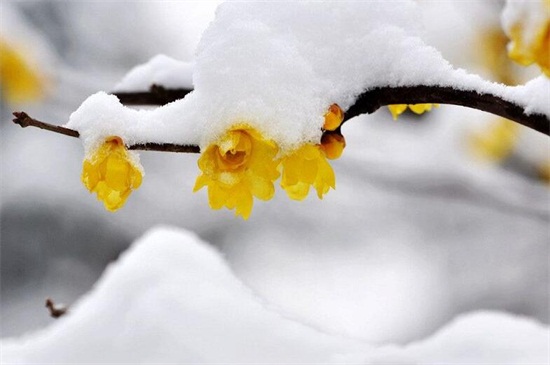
[387,104,439,120]
[0,38,44,103]
[280,144,335,201]
[81,136,143,212]
[193,126,280,219]
[469,119,519,161]
[504,0,550,76]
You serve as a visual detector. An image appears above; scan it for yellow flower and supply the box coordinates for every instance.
[323,104,344,131]
[0,38,44,103]
[193,126,280,219]
[81,136,143,212]
[387,104,439,120]
[320,132,346,160]
[280,144,335,201]
[469,119,519,161]
[505,2,550,77]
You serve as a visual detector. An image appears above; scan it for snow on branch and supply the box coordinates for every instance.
[13,82,550,149]
[12,111,200,153]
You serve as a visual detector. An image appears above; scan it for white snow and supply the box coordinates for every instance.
[113,54,194,92]
[2,227,548,364]
[65,1,550,155]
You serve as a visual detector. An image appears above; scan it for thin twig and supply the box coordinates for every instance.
[13,112,80,138]
[12,112,201,153]
[45,298,68,319]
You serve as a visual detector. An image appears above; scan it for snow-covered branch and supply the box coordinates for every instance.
[13,81,550,147]
[345,85,550,135]
[12,112,201,153]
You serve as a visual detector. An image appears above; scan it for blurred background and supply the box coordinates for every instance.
[1,1,548,345]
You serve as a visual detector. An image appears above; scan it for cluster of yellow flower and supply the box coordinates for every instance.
[505,0,550,77]
[387,104,439,121]
[82,105,346,219]
[193,104,346,219]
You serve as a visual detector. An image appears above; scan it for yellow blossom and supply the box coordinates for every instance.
[505,2,550,77]
[323,104,344,131]
[193,126,280,219]
[81,136,143,212]
[469,119,519,161]
[280,144,335,201]
[320,133,346,160]
[387,104,439,120]
[0,38,44,103]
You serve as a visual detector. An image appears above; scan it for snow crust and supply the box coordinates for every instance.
[113,54,193,92]
[2,227,549,364]
[66,1,550,154]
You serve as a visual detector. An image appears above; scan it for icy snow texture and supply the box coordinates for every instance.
[66,1,550,154]
[113,54,193,92]
[2,227,548,364]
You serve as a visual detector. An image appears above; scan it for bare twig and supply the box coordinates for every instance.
[13,112,80,138]
[45,298,68,319]
[12,112,201,153]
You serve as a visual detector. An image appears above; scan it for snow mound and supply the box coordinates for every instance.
[0,226,364,363]
[2,227,548,364]
[367,311,550,364]
[113,54,194,92]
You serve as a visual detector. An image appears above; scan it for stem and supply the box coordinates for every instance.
[12,112,201,153]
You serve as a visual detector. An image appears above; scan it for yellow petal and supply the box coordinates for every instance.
[387,104,408,120]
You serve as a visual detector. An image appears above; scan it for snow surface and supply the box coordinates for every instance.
[2,227,548,364]
[66,1,550,156]
[113,54,193,92]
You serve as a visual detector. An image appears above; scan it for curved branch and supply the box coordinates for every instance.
[12,83,550,148]
[343,86,549,135]
[111,84,550,136]
[12,112,201,153]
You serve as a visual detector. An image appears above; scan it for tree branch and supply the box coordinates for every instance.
[343,86,550,135]
[113,84,192,105]
[12,112,201,153]
[12,84,550,148]
[110,84,550,136]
